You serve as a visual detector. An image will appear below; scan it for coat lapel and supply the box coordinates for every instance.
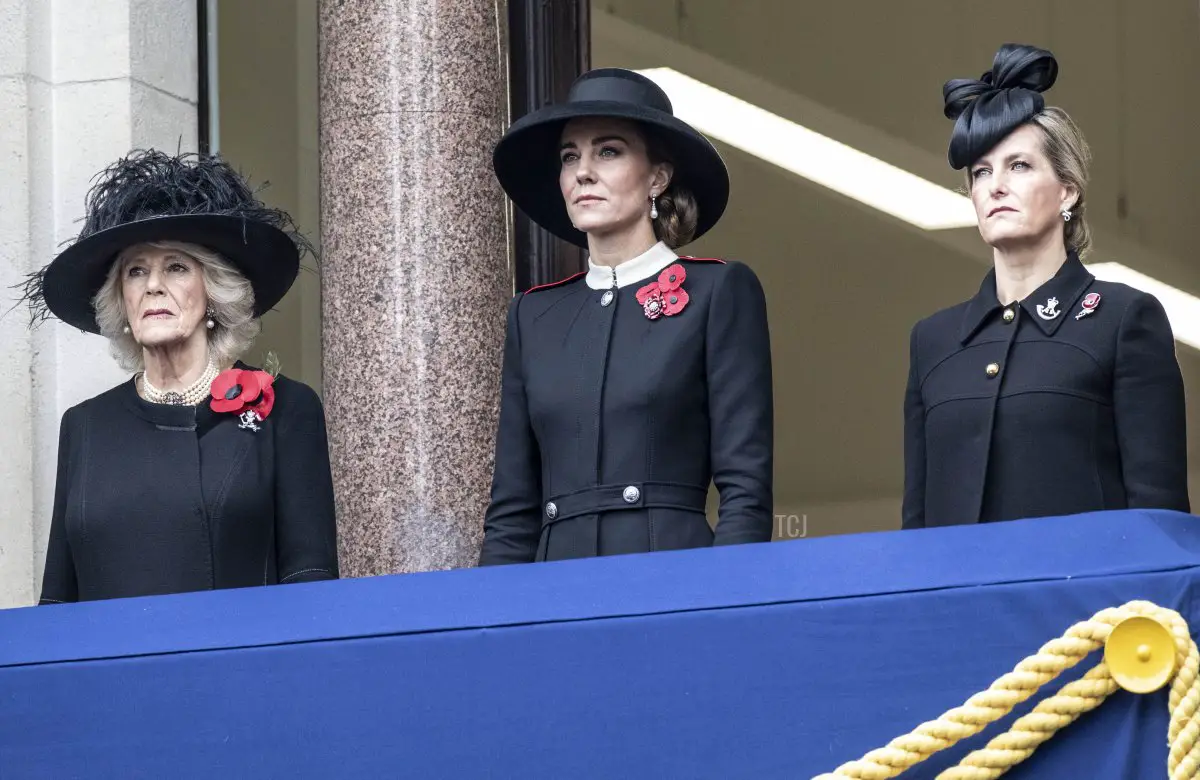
[959,251,1095,342]
[1017,252,1095,336]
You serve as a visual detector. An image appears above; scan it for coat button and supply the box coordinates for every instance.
[1002,308,1015,323]
[622,486,641,503]
[545,502,557,519]
[986,362,1000,378]
[600,290,614,307]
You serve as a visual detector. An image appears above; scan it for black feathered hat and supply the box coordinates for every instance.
[17,149,313,334]
[492,68,729,248]
[943,43,1060,170]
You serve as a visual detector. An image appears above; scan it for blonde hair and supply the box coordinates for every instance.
[92,240,259,372]
[1031,107,1093,258]
[966,107,1093,258]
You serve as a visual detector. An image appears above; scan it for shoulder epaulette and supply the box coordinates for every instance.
[524,270,587,294]
[677,256,726,264]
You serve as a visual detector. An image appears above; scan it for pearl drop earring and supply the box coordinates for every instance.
[205,308,216,330]
[649,195,658,220]
[122,324,130,334]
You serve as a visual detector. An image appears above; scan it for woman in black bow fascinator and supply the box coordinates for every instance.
[901,44,1189,530]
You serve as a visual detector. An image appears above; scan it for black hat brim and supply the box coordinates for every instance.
[42,213,300,334]
[493,101,730,248]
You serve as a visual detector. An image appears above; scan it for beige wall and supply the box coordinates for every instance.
[0,0,197,607]
[216,0,322,394]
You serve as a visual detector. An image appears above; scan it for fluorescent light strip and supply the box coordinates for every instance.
[1086,263,1200,351]
[637,67,977,230]
[634,70,1200,352]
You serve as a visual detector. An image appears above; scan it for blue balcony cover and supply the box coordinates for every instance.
[2,509,1198,779]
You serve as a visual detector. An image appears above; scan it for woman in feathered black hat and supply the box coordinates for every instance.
[22,150,339,603]
[902,44,1189,529]
[479,68,774,564]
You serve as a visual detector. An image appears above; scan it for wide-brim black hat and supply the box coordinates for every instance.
[18,150,313,334]
[493,68,730,248]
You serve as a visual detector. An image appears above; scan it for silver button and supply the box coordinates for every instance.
[600,290,614,307]
[545,502,557,519]
[1002,308,1015,323]
[622,486,640,503]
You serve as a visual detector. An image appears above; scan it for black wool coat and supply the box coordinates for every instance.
[903,251,1190,529]
[479,248,774,564]
[39,365,340,604]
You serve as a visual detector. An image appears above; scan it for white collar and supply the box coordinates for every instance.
[585,241,679,290]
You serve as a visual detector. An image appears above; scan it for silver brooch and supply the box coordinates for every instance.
[1036,296,1060,320]
[237,410,262,432]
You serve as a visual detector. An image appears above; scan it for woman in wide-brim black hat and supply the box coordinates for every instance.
[479,68,774,565]
[22,149,339,605]
[901,44,1189,531]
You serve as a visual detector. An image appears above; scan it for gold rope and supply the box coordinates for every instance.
[812,601,1200,780]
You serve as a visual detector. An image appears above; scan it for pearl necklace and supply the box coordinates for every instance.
[140,360,220,406]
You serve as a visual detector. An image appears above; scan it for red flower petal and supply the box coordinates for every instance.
[210,369,278,416]
[663,287,689,316]
[250,372,275,412]
[211,397,245,413]
[210,368,250,413]
[210,368,243,400]
[635,281,660,305]
[236,370,263,402]
[251,381,276,421]
[658,264,686,291]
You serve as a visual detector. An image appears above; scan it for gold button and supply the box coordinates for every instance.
[986,362,1000,378]
[1002,308,1015,323]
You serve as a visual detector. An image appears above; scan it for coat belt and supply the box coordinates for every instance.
[541,482,709,528]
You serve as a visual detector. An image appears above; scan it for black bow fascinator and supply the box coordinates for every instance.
[942,43,1059,170]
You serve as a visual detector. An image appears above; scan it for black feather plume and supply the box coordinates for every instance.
[10,149,317,327]
[12,266,52,326]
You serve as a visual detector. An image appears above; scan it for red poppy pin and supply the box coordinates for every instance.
[635,263,690,320]
[1075,292,1101,320]
[210,368,276,432]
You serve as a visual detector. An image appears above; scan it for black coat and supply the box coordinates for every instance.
[479,248,774,564]
[39,366,339,604]
[903,251,1190,528]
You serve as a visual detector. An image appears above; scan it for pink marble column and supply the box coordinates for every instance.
[318,0,511,575]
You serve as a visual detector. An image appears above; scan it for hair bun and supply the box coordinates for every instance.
[942,44,1059,169]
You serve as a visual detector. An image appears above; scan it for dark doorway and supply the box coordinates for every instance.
[507,0,591,290]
